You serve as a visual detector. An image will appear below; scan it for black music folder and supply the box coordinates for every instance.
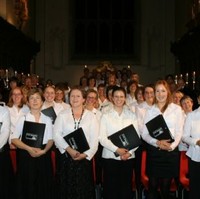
[63,128,90,153]
[21,121,46,148]
[41,107,57,124]
[108,124,142,157]
[145,114,174,142]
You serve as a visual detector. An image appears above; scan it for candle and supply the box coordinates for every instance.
[192,71,196,90]
[28,73,30,77]
[128,65,130,69]
[193,71,196,79]
[175,75,178,84]
[185,73,189,84]
[84,65,87,68]
[15,71,17,77]
[5,69,8,79]
[180,74,183,79]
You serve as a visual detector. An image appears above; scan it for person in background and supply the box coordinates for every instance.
[85,89,102,121]
[11,88,54,199]
[172,90,184,106]
[142,80,184,199]
[97,84,110,112]
[134,84,155,197]
[42,85,65,116]
[178,95,193,151]
[53,87,99,199]
[130,72,143,87]
[85,89,103,186]
[0,105,14,199]
[85,76,97,91]
[99,86,140,199]
[129,86,144,112]
[55,86,70,110]
[21,76,32,103]
[7,87,29,149]
[182,91,200,199]
[126,80,138,106]
[79,76,88,91]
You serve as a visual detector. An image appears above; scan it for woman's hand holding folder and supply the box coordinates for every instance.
[157,139,172,151]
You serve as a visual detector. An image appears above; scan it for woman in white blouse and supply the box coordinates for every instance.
[99,86,140,199]
[142,80,184,199]
[53,87,99,199]
[182,92,200,199]
[0,105,14,199]
[42,85,66,116]
[11,88,54,199]
[7,87,29,149]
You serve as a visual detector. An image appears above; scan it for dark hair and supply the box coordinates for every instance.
[180,95,193,105]
[112,86,126,98]
[106,85,118,99]
[97,83,106,90]
[127,80,138,94]
[135,87,144,100]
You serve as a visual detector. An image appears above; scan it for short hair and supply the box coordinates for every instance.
[27,88,44,102]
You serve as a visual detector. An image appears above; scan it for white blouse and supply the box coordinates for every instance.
[142,103,184,150]
[0,106,10,149]
[7,104,29,134]
[182,107,200,162]
[99,106,140,160]
[42,101,67,116]
[126,94,136,106]
[53,108,99,160]
[11,112,53,145]
[135,101,152,135]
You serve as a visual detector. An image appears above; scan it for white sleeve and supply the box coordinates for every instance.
[0,108,10,148]
[53,113,69,152]
[99,115,118,152]
[182,113,197,146]
[84,115,99,160]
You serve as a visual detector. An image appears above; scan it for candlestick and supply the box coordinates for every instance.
[175,75,178,84]
[185,73,189,85]
[192,71,196,90]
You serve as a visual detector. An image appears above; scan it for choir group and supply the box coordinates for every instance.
[0,68,200,199]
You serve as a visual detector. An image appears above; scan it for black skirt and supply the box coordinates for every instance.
[58,153,95,199]
[16,149,54,199]
[0,143,15,199]
[146,144,179,178]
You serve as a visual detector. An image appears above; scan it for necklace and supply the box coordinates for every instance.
[71,108,84,129]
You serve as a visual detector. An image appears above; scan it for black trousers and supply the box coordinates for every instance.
[0,144,15,199]
[102,158,134,199]
[189,158,200,199]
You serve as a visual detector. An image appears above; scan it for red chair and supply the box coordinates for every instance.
[10,149,17,174]
[179,151,189,199]
[140,150,178,198]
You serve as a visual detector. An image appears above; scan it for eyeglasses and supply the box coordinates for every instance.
[12,93,22,96]
[87,96,96,100]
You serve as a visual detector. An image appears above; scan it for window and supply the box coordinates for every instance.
[71,0,140,60]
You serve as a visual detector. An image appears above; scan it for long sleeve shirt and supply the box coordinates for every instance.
[99,106,140,160]
[53,108,99,160]
[142,103,184,150]
[182,107,200,162]
[11,112,53,145]
[0,106,10,149]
